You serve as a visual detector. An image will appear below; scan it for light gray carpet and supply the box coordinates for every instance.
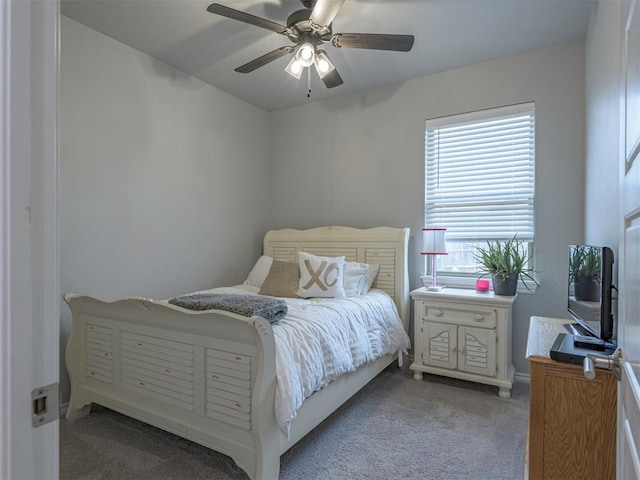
[60,366,529,480]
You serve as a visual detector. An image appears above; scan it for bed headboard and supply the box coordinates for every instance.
[263,226,410,330]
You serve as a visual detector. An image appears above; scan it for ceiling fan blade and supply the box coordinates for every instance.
[235,46,294,74]
[207,3,289,35]
[321,68,343,89]
[331,33,415,52]
[310,0,345,30]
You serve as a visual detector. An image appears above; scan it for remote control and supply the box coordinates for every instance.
[573,335,606,351]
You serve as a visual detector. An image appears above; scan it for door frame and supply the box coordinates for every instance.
[0,0,60,478]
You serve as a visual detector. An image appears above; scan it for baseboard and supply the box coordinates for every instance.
[409,352,531,385]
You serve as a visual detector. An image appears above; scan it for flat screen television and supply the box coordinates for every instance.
[567,245,615,342]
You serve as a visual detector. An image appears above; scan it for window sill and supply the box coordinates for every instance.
[425,275,538,295]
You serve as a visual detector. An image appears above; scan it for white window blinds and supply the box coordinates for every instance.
[425,103,535,242]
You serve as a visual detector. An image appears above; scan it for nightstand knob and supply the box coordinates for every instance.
[474,313,483,321]
[459,346,465,353]
[432,309,443,317]
[451,346,457,352]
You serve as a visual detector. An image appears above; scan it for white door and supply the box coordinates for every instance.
[618,0,640,477]
[0,0,60,478]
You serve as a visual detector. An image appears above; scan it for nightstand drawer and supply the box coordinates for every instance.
[418,302,497,329]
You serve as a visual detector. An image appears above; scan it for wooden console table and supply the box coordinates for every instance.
[526,316,616,480]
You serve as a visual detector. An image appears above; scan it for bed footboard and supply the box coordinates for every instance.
[64,294,279,480]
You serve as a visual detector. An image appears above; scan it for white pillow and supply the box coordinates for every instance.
[343,261,369,297]
[360,263,380,295]
[297,252,345,298]
[243,255,273,288]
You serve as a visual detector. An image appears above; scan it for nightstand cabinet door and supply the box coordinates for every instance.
[422,322,457,369]
[458,326,497,377]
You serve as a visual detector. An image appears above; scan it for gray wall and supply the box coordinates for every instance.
[584,0,624,334]
[269,42,586,375]
[60,17,270,401]
[585,2,622,249]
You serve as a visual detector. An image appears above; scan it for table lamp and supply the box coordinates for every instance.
[421,228,447,291]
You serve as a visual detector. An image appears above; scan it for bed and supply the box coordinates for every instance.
[64,226,410,479]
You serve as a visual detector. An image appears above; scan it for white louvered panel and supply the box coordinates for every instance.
[86,330,111,345]
[206,356,250,376]
[122,364,193,390]
[122,343,194,367]
[207,372,251,389]
[207,363,251,381]
[423,322,457,370]
[86,324,112,337]
[86,341,110,354]
[122,338,193,361]
[365,248,396,297]
[86,365,112,381]
[207,379,251,397]
[123,379,194,412]
[206,348,252,430]
[207,388,251,406]
[207,401,251,422]
[207,394,251,413]
[86,354,111,370]
[122,331,194,353]
[120,372,195,411]
[120,332,195,411]
[121,355,194,380]
[86,324,113,383]
[272,246,296,262]
[86,350,112,364]
[301,247,358,262]
[458,326,496,377]
[123,368,194,397]
[122,375,193,404]
[122,351,193,374]
[207,349,250,366]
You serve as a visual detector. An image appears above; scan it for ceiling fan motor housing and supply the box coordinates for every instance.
[286,9,332,42]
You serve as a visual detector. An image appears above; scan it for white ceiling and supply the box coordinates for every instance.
[61,0,593,111]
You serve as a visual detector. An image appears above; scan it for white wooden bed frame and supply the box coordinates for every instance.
[65,226,410,479]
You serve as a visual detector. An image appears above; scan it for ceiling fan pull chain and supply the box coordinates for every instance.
[307,67,311,98]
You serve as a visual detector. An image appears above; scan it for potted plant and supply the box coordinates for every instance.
[569,245,601,301]
[474,235,538,296]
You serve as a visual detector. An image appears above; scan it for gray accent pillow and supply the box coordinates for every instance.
[259,260,301,298]
[361,263,380,294]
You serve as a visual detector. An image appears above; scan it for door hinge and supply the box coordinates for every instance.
[32,383,59,427]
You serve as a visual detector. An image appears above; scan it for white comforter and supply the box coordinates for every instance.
[193,285,410,436]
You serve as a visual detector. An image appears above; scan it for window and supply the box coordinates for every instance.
[424,103,535,281]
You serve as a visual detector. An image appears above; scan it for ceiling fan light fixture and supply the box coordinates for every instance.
[296,42,316,67]
[314,50,335,78]
[285,55,304,79]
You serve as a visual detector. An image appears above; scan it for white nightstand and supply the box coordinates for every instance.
[410,287,516,398]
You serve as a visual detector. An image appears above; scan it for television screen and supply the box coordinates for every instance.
[567,245,615,342]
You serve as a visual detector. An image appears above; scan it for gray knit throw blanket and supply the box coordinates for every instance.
[169,293,288,324]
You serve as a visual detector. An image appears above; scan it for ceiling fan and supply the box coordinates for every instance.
[207,0,415,89]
